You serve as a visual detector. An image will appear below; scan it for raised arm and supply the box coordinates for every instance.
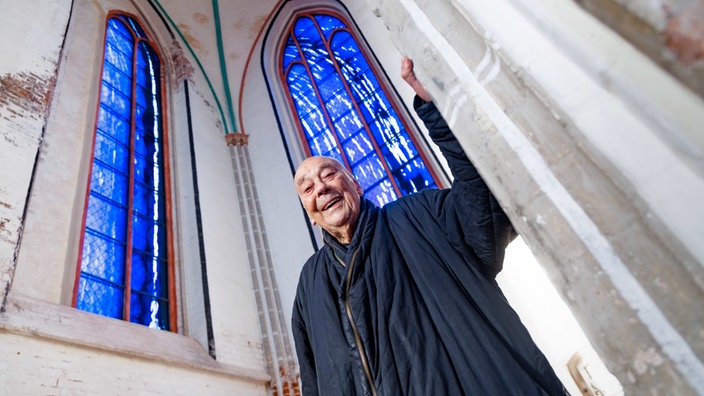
[402,57,516,278]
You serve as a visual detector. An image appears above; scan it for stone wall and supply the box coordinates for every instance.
[368,0,704,394]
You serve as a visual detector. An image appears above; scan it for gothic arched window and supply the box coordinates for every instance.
[74,13,174,331]
[281,12,438,206]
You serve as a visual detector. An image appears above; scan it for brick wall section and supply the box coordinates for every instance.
[0,2,71,306]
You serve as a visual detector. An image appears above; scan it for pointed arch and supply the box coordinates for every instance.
[73,12,176,331]
[280,11,440,205]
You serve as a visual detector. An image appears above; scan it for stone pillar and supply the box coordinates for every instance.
[226,133,300,396]
[368,0,704,394]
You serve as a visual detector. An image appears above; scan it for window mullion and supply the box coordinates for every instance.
[289,20,351,171]
[123,34,141,323]
[321,25,403,197]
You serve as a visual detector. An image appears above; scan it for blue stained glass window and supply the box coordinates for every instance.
[76,15,171,331]
[282,13,437,206]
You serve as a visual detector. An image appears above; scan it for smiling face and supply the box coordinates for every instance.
[294,156,364,244]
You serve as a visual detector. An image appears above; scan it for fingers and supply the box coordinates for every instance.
[400,56,414,81]
[400,56,432,102]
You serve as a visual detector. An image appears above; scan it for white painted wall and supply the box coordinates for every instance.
[2,0,269,393]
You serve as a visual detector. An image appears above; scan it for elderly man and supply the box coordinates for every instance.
[291,57,568,395]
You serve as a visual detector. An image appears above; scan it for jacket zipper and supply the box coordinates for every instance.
[336,248,378,396]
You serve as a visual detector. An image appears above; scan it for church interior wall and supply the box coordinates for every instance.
[1,0,702,394]
[2,0,270,393]
[367,0,703,393]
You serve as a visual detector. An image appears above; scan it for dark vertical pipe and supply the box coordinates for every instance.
[184,80,216,359]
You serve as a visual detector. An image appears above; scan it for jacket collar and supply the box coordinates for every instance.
[323,197,378,263]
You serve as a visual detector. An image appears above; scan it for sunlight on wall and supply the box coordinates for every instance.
[498,237,624,396]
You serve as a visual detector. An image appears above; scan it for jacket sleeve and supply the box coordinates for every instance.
[414,96,517,279]
[292,290,319,396]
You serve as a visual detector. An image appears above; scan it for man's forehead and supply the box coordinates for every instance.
[294,157,339,184]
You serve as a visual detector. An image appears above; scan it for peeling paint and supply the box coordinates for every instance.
[170,39,195,83]
[0,71,54,118]
[664,2,704,65]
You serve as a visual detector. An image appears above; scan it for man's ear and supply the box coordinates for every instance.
[309,217,317,226]
[355,180,363,196]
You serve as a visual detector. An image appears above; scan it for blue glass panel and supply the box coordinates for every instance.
[135,85,150,109]
[288,66,318,114]
[100,84,131,118]
[352,154,386,190]
[97,106,130,144]
[365,179,397,206]
[306,50,331,80]
[125,16,147,38]
[332,33,369,67]
[299,111,327,138]
[133,122,154,156]
[94,131,129,173]
[315,14,345,40]
[380,132,416,171]
[102,63,132,97]
[136,63,150,90]
[325,89,353,120]
[393,156,436,195]
[89,162,129,205]
[106,20,134,57]
[350,77,381,109]
[321,149,344,166]
[133,183,157,218]
[80,229,126,283]
[132,215,163,256]
[134,152,156,186]
[367,117,399,148]
[332,111,363,141]
[343,131,374,165]
[309,131,337,156]
[136,44,154,89]
[129,290,148,325]
[130,251,150,292]
[85,194,128,241]
[282,37,301,70]
[104,42,133,76]
[131,254,167,297]
[108,18,134,47]
[293,16,316,39]
[292,87,321,121]
[130,292,168,329]
[316,72,345,102]
[77,276,124,319]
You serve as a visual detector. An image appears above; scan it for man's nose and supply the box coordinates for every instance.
[313,180,329,196]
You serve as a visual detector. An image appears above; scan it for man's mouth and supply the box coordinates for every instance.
[323,197,342,211]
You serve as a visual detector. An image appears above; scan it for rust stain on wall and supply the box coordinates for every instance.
[177,23,207,56]
[193,12,210,25]
[170,39,195,83]
[664,2,704,65]
[0,71,54,119]
[251,15,268,41]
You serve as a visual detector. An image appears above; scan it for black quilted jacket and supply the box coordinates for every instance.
[291,98,569,396]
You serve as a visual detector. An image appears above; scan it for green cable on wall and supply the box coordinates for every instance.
[151,0,236,134]
[211,0,238,134]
